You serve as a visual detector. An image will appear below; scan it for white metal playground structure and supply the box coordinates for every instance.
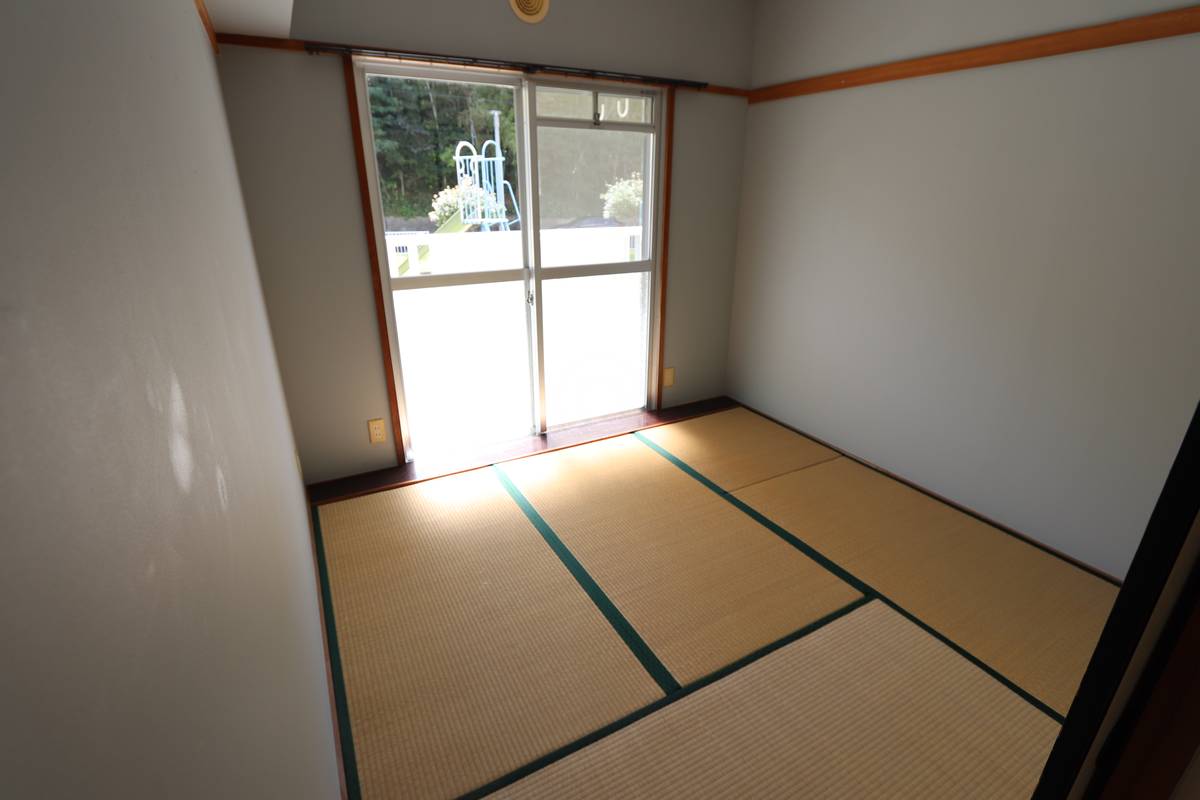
[453,110,521,231]
[384,107,644,277]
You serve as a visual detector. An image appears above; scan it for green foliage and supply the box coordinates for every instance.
[367,76,652,227]
[601,173,643,224]
[367,76,519,220]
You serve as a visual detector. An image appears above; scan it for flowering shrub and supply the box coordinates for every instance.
[428,183,489,227]
[601,173,643,225]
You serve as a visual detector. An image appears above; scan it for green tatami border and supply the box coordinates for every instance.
[315,469,869,800]
[315,423,1064,800]
[458,595,873,799]
[632,430,1066,725]
[310,505,363,800]
[492,464,682,695]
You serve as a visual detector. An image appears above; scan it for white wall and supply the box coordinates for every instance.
[662,90,747,405]
[217,46,748,481]
[728,21,1200,578]
[218,46,398,483]
[291,0,754,88]
[206,0,294,38]
[750,0,1182,86]
[0,2,340,797]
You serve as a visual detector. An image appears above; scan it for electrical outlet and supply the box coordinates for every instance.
[368,418,387,444]
[663,367,676,388]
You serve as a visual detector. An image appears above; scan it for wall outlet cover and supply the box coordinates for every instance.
[368,418,387,444]
[663,367,676,388]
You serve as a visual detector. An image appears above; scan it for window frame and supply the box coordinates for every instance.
[351,58,668,459]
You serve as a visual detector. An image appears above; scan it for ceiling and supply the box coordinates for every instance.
[205,0,294,38]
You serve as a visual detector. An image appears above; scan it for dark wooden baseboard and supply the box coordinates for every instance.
[306,396,738,505]
[733,400,1123,588]
[307,392,1120,587]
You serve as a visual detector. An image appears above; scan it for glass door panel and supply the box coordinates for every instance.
[365,73,524,279]
[361,64,535,461]
[532,82,659,429]
[534,86,593,120]
[598,93,652,123]
[393,282,533,461]
[541,272,651,427]
[536,127,655,268]
[357,62,664,458]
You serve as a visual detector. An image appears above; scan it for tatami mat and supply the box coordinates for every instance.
[640,406,838,491]
[499,435,861,684]
[495,601,1060,799]
[735,456,1118,715]
[317,469,665,799]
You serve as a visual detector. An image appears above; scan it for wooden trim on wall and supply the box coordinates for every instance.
[214,33,702,88]
[217,6,1200,103]
[214,32,733,98]
[194,0,218,54]
[341,54,407,465]
[216,32,309,52]
[749,5,1200,103]
[655,86,677,406]
[688,84,751,99]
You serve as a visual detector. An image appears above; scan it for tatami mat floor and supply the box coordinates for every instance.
[314,406,1119,799]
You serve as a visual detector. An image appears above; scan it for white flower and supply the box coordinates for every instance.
[602,173,643,224]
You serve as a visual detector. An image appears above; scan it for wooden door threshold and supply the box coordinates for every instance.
[307,396,738,506]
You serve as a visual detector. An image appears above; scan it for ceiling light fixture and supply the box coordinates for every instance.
[509,0,549,24]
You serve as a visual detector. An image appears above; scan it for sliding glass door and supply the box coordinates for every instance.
[354,60,663,461]
[530,84,658,428]
[357,66,535,462]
